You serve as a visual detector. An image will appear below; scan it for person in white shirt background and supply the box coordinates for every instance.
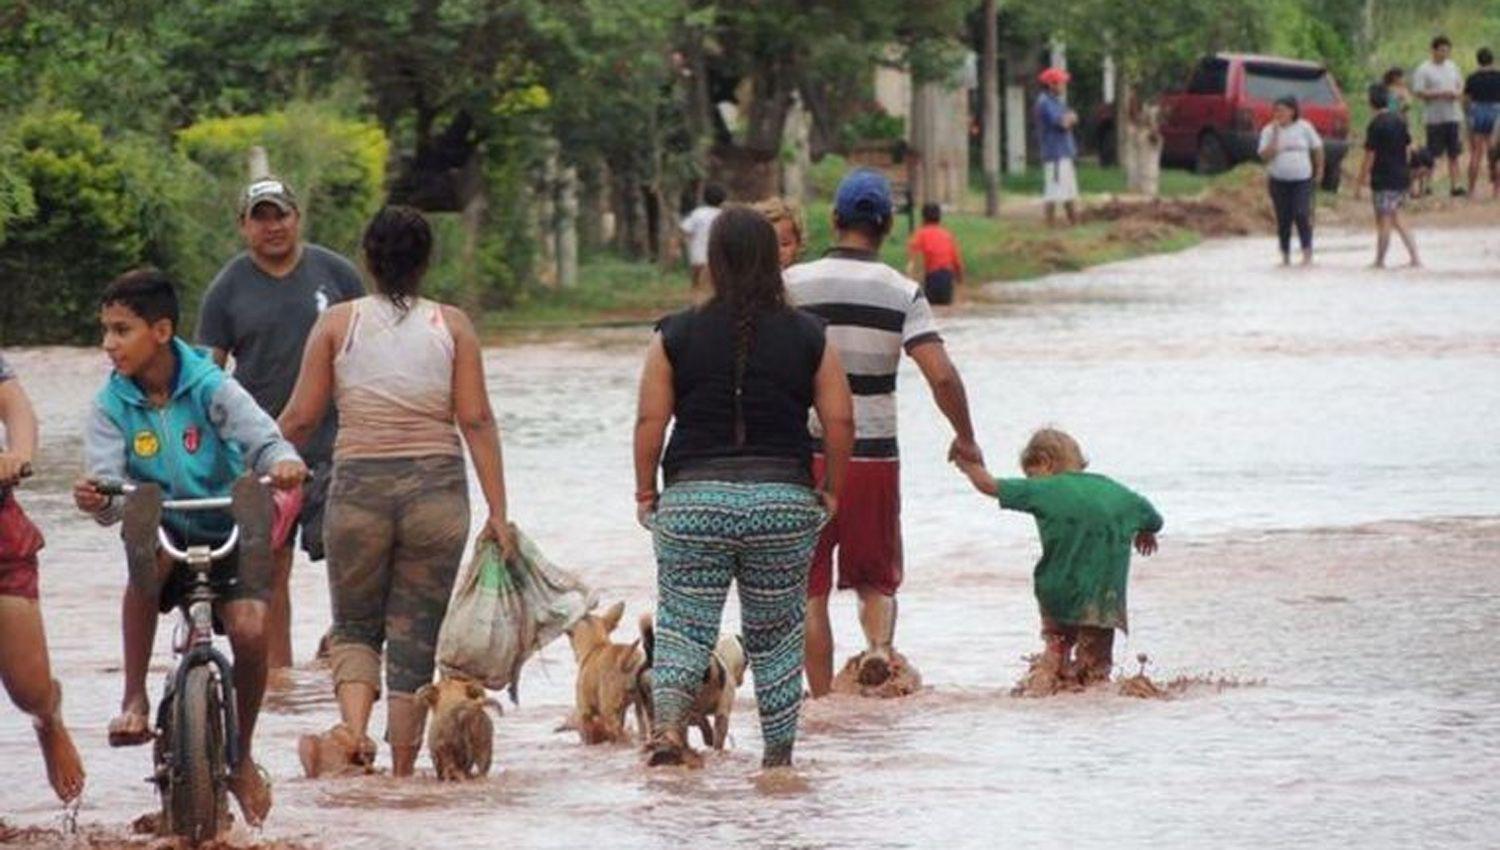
[1258,95,1325,266]
[1413,34,1467,197]
[679,184,726,290]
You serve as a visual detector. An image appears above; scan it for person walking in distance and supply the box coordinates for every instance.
[680,184,726,289]
[1463,47,1500,197]
[905,203,965,306]
[1356,84,1422,268]
[1035,67,1080,227]
[786,168,983,696]
[197,177,364,670]
[1258,96,1324,266]
[1413,35,1467,196]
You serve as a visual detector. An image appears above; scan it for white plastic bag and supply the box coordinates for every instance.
[437,526,595,700]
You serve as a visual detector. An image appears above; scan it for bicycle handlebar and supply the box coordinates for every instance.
[157,524,240,563]
[95,475,278,512]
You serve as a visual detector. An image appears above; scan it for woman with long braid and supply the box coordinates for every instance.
[634,206,853,768]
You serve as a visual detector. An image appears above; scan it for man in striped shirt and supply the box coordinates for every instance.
[787,169,982,697]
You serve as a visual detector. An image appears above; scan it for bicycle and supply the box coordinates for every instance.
[96,477,270,844]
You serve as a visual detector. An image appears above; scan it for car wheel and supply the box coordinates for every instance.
[1195,133,1230,175]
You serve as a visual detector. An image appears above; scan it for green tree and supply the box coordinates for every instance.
[0,111,150,344]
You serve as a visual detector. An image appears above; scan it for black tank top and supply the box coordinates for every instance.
[658,302,827,484]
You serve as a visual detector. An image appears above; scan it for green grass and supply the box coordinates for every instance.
[801,200,1200,284]
[482,254,693,331]
[997,163,1212,198]
[479,197,1202,332]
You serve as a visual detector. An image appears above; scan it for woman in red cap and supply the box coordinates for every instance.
[1035,67,1080,226]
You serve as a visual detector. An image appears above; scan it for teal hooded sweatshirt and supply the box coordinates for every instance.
[84,338,300,543]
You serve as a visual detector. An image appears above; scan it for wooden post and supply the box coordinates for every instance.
[981,0,1000,216]
[247,146,270,181]
[557,162,578,289]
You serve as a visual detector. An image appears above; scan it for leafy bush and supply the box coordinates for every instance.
[807,153,853,200]
[840,109,906,148]
[0,110,154,344]
[176,101,389,259]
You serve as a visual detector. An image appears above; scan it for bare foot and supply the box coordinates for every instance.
[1408,259,1423,268]
[34,683,85,802]
[228,759,272,827]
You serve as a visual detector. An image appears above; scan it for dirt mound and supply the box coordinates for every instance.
[1082,165,1273,238]
[829,649,923,698]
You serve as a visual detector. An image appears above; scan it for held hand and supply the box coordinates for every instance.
[948,437,985,466]
[817,489,838,522]
[269,459,308,490]
[73,477,109,514]
[479,514,520,561]
[1134,531,1158,556]
[636,499,657,532]
[0,452,30,488]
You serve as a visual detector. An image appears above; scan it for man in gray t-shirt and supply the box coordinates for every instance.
[1414,35,1466,195]
[197,177,363,668]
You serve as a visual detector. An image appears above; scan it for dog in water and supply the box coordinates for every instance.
[636,613,747,750]
[416,676,502,780]
[566,601,646,744]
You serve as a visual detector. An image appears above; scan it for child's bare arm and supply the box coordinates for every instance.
[956,457,998,496]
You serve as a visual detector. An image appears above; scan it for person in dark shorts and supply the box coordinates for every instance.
[74,270,306,825]
[906,203,965,305]
[0,353,86,803]
[197,176,364,669]
[1413,35,1466,196]
[1463,47,1500,196]
[1357,84,1422,268]
[786,169,984,697]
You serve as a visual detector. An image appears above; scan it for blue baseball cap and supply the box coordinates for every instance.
[834,168,893,226]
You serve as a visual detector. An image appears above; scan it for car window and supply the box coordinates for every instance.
[1244,63,1339,105]
[1187,58,1229,95]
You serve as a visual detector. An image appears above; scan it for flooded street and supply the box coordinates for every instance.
[3,225,1499,848]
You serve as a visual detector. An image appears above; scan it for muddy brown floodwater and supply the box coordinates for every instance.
[3,225,1499,848]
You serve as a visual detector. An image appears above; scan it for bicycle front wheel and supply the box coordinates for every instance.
[169,664,229,843]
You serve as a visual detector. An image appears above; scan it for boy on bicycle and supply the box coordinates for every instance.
[73,270,305,826]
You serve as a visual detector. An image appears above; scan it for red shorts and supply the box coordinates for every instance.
[0,495,45,600]
[809,455,902,597]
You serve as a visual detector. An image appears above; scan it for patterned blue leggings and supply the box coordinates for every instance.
[651,481,826,766]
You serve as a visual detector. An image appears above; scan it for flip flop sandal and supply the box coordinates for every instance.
[107,709,154,747]
[229,761,273,827]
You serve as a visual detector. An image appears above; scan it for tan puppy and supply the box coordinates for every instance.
[566,601,645,744]
[416,676,501,781]
[637,614,747,750]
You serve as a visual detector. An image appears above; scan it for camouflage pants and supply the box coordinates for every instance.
[324,456,469,695]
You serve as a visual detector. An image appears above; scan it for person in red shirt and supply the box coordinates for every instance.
[905,203,964,305]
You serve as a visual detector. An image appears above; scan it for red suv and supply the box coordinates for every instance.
[1158,53,1351,190]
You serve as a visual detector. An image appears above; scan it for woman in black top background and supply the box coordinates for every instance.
[634,207,853,768]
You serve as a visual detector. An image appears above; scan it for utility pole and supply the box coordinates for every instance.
[982,0,1000,216]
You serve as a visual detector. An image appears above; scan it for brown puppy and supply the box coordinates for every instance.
[637,614,747,750]
[416,676,501,781]
[566,601,645,745]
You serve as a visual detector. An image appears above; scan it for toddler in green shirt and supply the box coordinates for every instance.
[956,428,1162,694]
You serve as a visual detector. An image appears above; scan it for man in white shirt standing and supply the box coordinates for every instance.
[1413,35,1467,196]
[679,184,726,289]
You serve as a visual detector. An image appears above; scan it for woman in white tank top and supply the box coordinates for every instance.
[279,206,516,778]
